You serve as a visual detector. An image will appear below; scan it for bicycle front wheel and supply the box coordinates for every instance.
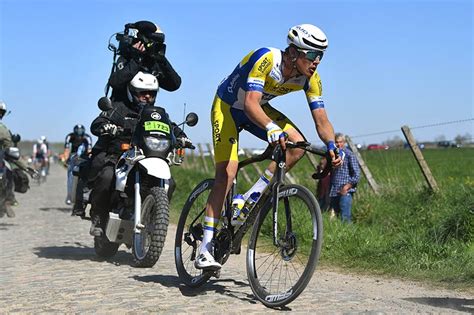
[246,184,323,308]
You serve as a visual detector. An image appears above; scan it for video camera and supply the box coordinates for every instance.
[115,21,166,60]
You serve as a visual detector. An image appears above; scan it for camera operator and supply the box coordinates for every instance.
[108,21,181,102]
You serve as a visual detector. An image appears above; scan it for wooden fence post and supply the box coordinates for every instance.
[346,136,380,195]
[206,143,215,167]
[401,125,439,193]
[197,143,210,174]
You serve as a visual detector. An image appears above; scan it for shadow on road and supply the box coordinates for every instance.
[0,222,18,230]
[404,297,474,313]
[33,243,134,267]
[133,274,261,305]
[39,207,71,213]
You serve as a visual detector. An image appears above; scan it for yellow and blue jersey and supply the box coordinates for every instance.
[216,47,325,111]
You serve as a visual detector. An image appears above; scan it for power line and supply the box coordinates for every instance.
[410,118,474,130]
[350,118,473,139]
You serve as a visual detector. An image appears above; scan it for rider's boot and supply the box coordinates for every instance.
[5,203,15,218]
[71,201,85,217]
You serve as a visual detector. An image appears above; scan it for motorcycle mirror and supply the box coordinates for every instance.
[11,134,21,143]
[185,112,198,127]
[98,96,113,111]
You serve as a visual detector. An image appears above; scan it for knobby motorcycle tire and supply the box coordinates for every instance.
[133,186,169,268]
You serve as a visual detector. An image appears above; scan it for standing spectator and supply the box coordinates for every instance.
[329,133,361,223]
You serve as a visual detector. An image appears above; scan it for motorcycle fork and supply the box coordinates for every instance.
[134,170,143,233]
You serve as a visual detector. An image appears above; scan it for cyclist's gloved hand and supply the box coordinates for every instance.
[266,121,285,144]
[327,141,344,167]
[101,123,118,137]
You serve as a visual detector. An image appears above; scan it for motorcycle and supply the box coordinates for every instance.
[73,97,198,267]
[0,135,37,217]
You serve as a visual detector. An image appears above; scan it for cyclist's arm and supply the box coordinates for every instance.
[311,108,335,146]
[243,49,275,129]
[243,91,272,129]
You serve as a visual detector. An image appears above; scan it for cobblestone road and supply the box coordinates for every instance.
[0,165,472,314]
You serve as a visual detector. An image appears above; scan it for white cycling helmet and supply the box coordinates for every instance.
[127,71,159,106]
[0,100,7,119]
[287,24,328,52]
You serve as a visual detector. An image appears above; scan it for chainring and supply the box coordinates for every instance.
[213,228,232,265]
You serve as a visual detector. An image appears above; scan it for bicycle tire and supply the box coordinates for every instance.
[246,184,323,308]
[174,178,214,287]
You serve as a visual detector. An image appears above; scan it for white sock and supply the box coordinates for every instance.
[243,169,273,201]
[200,216,219,255]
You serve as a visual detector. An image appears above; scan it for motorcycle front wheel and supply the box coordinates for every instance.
[133,186,169,268]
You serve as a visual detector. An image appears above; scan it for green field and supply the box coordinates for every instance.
[170,147,474,291]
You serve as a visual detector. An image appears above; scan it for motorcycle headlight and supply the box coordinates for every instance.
[145,136,170,152]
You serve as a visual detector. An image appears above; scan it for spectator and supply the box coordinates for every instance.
[329,133,361,223]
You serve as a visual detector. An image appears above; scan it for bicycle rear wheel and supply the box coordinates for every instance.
[174,178,214,287]
[246,184,322,308]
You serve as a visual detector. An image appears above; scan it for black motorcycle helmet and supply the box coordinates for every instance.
[73,124,86,136]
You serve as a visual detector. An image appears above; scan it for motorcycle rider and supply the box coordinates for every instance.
[88,71,190,236]
[63,124,93,207]
[0,100,28,217]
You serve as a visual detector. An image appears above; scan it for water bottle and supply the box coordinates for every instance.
[231,192,260,226]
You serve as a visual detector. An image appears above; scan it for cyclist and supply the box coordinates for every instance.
[195,24,343,270]
[63,124,93,206]
[39,136,51,175]
[32,137,48,179]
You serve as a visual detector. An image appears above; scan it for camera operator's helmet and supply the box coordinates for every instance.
[40,135,47,143]
[0,100,7,119]
[73,124,86,137]
[127,71,159,107]
[37,138,43,145]
[287,24,328,52]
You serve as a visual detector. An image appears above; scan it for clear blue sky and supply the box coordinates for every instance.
[1,0,472,149]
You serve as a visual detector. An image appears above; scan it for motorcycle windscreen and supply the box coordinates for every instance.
[138,157,171,179]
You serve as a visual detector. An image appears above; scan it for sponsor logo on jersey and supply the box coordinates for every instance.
[213,120,222,144]
[257,57,271,73]
[269,68,282,81]
[227,73,240,94]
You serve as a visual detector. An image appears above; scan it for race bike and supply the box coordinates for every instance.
[75,97,198,267]
[175,141,334,307]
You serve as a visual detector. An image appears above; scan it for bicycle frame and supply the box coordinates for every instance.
[226,142,326,253]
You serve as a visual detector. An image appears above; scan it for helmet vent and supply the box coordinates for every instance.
[302,37,327,50]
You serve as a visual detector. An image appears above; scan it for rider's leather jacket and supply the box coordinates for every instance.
[108,55,181,102]
[90,100,186,157]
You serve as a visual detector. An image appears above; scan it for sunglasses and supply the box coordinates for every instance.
[300,50,324,62]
